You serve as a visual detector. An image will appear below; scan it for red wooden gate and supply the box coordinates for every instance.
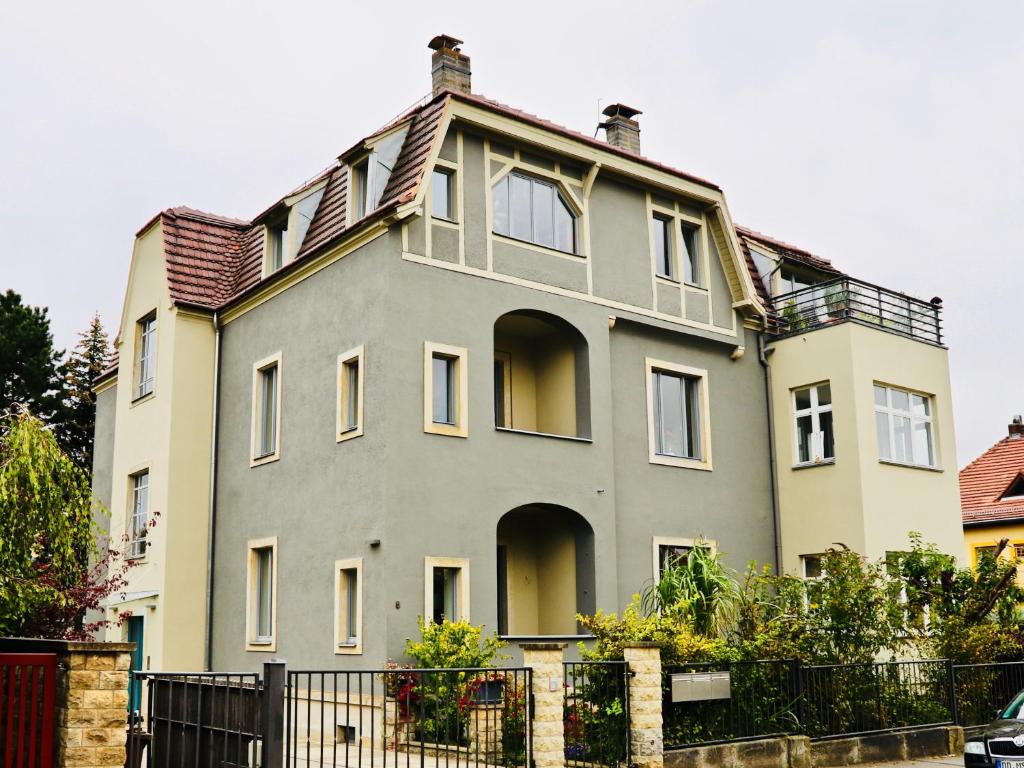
[0,654,56,768]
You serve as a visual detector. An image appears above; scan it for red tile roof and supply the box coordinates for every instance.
[961,435,1024,525]
[736,225,843,277]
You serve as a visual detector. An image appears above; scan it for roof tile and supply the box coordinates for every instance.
[961,436,1024,525]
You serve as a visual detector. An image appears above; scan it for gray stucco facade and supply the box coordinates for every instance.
[207,122,774,671]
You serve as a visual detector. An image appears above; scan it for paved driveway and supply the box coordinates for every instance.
[860,756,963,767]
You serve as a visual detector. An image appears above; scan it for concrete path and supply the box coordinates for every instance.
[858,756,963,767]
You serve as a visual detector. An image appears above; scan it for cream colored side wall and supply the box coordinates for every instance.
[103,222,215,672]
[770,323,963,574]
[499,517,578,636]
[964,525,1024,567]
[534,337,576,437]
[163,310,214,669]
[769,327,867,574]
[848,324,963,562]
[104,223,173,669]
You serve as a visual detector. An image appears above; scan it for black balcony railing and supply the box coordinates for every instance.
[769,277,943,346]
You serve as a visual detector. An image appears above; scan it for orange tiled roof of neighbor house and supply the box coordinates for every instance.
[961,422,1024,525]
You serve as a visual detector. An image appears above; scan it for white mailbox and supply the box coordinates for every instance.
[670,671,731,703]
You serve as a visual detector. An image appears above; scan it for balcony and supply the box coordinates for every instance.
[768,277,944,346]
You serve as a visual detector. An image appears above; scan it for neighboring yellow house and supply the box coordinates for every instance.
[962,417,1024,568]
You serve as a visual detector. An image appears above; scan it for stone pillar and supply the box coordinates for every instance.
[520,643,566,768]
[624,643,664,768]
[0,638,135,768]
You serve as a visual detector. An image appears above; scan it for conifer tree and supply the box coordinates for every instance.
[56,313,111,470]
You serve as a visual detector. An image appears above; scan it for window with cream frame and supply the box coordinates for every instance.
[648,202,708,289]
[334,558,363,654]
[251,353,282,466]
[431,165,457,222]
[424,342,468,438]
[246,537,278,651]
[651,536,716,584]
[645,357,712,470]
[134,312,157,400]
[424,556,470,624]
[262,184,327,277]
[336,345,364,443]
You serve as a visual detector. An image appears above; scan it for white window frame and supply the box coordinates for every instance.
[336,345,365,443]
[334,558,363,655]
[680,222,703,287]
[251,353,283,466]
[423,342,468,438]
[792,383,834,467]
[424,556,470,624]
[134,313,157,401]
[431,167,457,222]
[127,470,150,559]
[264,215,289,276]
[491,170,580,255]
[874,383,936,468]
[644,358,712,471]
[651,536,716,584]
[350,159,369,223]
[652,213,675,280]
[246,537,278,652]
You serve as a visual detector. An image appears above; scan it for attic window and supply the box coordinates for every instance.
[353,160,369,220]
[1002,474,1024,501]
[267,216,288,273]
[263,186,325,277]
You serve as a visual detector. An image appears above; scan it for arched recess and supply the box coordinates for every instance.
[492,310,591,439]
[496,504,596,636]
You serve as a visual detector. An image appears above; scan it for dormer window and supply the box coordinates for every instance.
[492,172,577,254]
[353,160,369,220]
[268,217,288,273]
[1002,474,1024,501]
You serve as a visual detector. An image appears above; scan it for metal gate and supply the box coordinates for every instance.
[563,661,630,768]
[286,667,532,768]
[0,653,57,768]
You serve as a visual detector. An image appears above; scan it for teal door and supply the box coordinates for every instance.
[127,616,144,712]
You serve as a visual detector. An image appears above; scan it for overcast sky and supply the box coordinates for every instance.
[2,0,1020,467]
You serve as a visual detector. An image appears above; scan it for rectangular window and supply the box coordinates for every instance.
[251,354,282,465]
[645,358,712,470]
[651,537,716,587]
[652,371,701,459]
[353,161,369,219]
[793,383,834,465]
[128,470,149,559]
[432,356,455,425]
[432,169,455,221]
[246,538,277,650]
[681,224,701,286]
[424,342,468,437]
[135,314,156,399]
[424,557,469,624]
[336,346,364,443]
[268,218,288,274]
[335,558,362,654]
[653,215,674,279]
[874,384,935,467]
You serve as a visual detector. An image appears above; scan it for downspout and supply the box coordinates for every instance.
[758,326,783,575]
[204,311,221,671]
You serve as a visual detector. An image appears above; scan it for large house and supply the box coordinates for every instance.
[91,36,964,673]
[961,417,1024,568]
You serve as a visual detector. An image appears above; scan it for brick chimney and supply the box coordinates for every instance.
[1010,416,1024,439]
[429,34,471,96]
[600,104,642,154]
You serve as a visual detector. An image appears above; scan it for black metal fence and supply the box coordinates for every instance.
[801,660,953,739]
[286,667,532,768]
[954,661,1024,728]
[662,660,800,749]
[126,671,265,768]
[663,659,961,748]
[770,277,943,346]
[563,661,630,767]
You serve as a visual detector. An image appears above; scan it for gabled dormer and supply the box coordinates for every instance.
[261,180,329,277]
[1001,473,1024,501]
[342,119,412,226]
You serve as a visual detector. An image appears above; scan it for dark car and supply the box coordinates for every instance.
[965,689,1024,766]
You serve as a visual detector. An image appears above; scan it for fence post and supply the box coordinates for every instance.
[262,660,286,768]
[948,659,958,726]
[521,643,566,768]
[623,643,663,768]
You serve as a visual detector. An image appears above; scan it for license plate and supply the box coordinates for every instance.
[997,761,1024,768]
